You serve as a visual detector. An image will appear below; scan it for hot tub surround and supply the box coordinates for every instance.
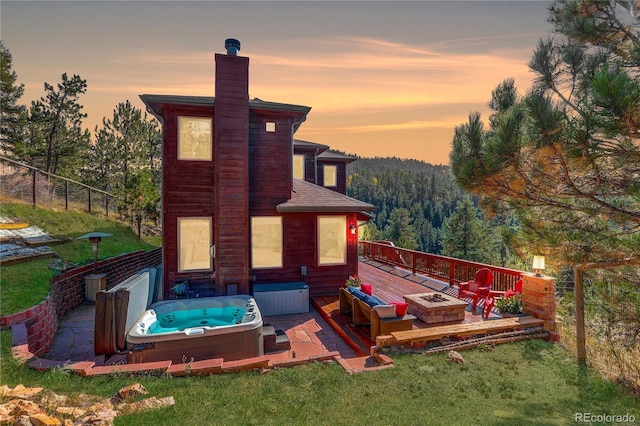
[126,295,264,363]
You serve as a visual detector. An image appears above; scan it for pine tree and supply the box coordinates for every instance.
[384,208,419,250]
[0,41,27,158]
[82,101,161,226]
[450,0,640,265]
[440,196,500,264]
[26,73,90,176]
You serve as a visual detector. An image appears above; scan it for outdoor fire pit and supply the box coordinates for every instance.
[403,292,467,324]
[421,293,448,303]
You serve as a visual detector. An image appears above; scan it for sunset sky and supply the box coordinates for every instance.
[2,1,554,165]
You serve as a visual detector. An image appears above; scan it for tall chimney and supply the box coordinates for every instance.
[214,39,250,295]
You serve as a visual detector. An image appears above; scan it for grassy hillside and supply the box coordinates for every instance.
[1,334,638,425]
[0,202,160,316]
[1,205,639,423]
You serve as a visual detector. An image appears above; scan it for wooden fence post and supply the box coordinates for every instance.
[574,268,586,364]
[32,169,37,208]
[65,180,69,210]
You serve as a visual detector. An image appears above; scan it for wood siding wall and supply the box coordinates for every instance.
[214,53,250,295]
[249,111,294,214]
[252,212,360,296]
[162,105,216,298]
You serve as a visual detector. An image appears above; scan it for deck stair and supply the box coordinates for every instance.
[386,316,544,346]
[263,324,290,352]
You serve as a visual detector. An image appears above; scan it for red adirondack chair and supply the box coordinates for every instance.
[482,278,523,319]
[457,268,494,312]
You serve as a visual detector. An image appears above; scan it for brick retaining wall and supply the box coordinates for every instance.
[1,247,162,356]
[51,247,162,318]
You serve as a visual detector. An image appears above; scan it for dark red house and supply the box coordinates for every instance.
[140,39,375,299]
[293,139,357,195]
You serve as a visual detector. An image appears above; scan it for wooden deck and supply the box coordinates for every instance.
[357,258,496,324]
[344,258,547,350]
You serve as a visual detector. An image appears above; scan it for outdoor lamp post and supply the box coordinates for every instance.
[77,232,113,274]
[532,255,545,277]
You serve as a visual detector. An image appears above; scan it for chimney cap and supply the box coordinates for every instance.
[225,38,241,55]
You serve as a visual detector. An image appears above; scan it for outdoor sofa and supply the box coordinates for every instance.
[339,286,415,341]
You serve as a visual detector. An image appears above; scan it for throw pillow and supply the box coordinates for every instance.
[373,305,397,319]
[390,301,409,316]
[361,283,372,295]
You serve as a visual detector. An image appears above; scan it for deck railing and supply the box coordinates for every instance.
[358,240,523,292]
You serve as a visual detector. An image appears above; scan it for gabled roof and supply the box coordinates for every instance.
[318,150,357,163]
[276,179,376,213]
[293,139,329,152]
[139,95,311,130]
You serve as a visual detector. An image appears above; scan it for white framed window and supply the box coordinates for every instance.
[178,217,212,272]
[178,116,212,161]
[265,121,276,132]
[318,215,346,265]
[293,154,305,180]
[251,216,283,269]
[323,165,337,187]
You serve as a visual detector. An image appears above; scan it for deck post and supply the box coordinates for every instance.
[521,273,556,337]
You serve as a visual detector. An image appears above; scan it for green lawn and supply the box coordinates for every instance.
[1,335,638,425]
[0,202,160,316]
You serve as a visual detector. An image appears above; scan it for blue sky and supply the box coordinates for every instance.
[2,1,555,164]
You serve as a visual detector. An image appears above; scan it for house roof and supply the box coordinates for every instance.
[139,95,312,130]
[318,150,357,163]
[293,139,329,152]
[276,179,376,213]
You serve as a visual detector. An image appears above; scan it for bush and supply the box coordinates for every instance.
[495,294,522,315]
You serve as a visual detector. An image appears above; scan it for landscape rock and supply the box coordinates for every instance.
[118,396,175,415]
[446,350,464,364]
[113,383,147,402]
[13,415,32,426]
[30,412,62,426]
[0,384,173,426]
[0,384,43,399]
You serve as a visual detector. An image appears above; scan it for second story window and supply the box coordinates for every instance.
[178,116,212,161]
[323,165,337,187]
[265,121,276,132]
[293,154,305,180]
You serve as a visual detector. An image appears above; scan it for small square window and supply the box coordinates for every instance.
[265,121,276,132]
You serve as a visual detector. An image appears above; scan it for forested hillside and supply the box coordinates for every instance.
[346,157,465,254]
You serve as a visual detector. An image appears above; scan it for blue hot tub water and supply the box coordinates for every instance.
[149,305,247,334]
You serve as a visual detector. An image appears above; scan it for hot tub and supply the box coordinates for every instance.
[127,295,263,363]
